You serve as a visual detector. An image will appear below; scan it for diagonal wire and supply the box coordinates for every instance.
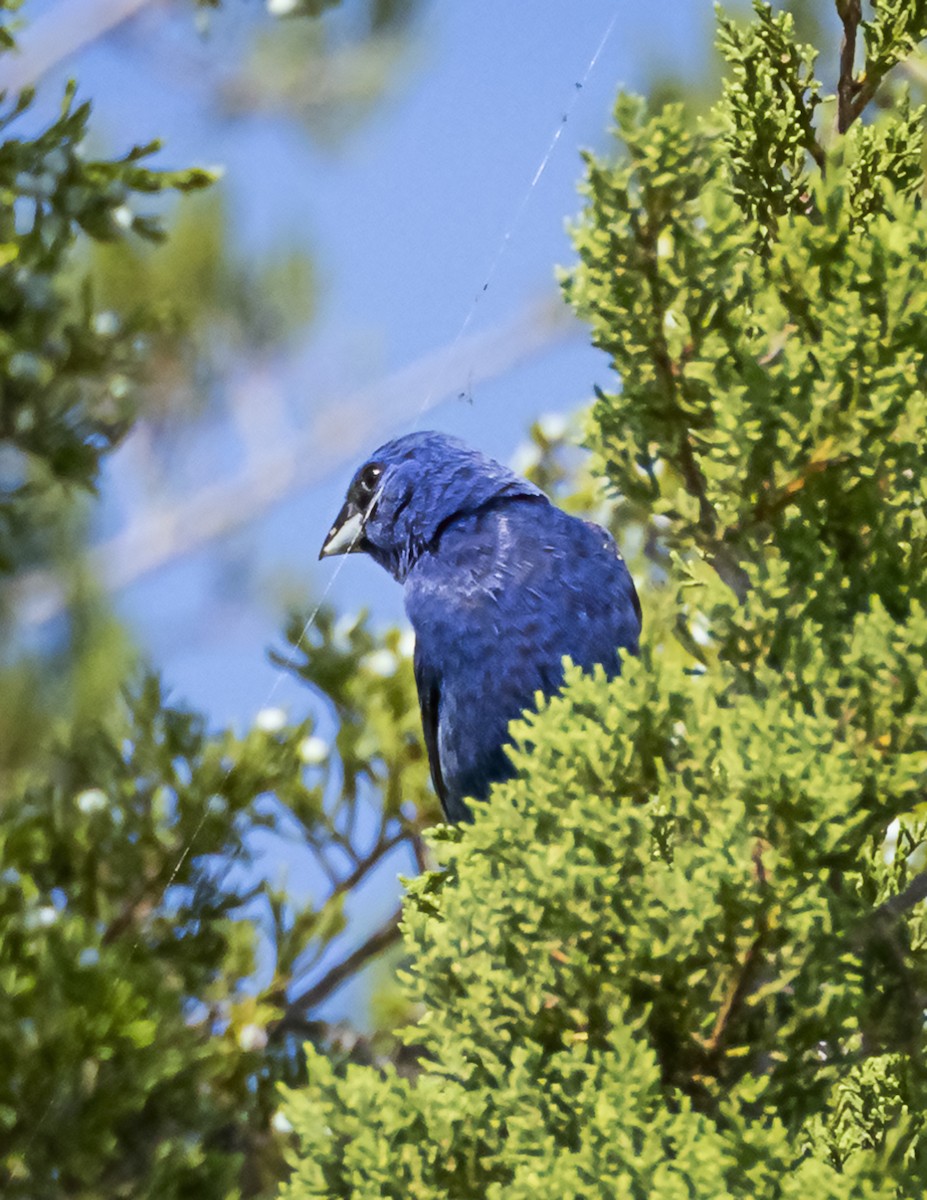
[144,0,621,994]
[19,5,622,1164]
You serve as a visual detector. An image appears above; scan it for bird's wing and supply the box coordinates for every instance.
[413,644,448,814]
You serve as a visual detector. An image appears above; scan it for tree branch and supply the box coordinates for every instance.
[337,830,406,894]
[836,0,886,134]
[0,0,154,94]
[285,830,408,974]
[274,907,403,1030]
[102,861,173,945]
[700,839,771,1061]
[836,0,863,134]
[874,870,927,922]
[411,831,429,874]
[14,296,577,629]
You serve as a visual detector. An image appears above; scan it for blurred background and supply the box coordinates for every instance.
[2,0,751,1020]
[6,0,731,713]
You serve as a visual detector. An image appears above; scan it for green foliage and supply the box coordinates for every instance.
[0,600,431,1197]
[0,5,431,1195]
[274,606,435,824]
[861,0,927,87]
[717,4,823,232]
[222,0,423,146]
[88,191,318,426]
[281,3,927,1196]
[281,616,927,1196]
[566,17,927,655]
[0,76,214,573]
[2,675,269,1197]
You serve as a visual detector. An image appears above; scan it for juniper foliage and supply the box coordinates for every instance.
[280,4,927,1195]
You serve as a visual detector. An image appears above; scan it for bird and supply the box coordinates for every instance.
[320,431,641,823]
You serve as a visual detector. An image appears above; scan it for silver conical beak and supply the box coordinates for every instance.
[319,501,365,559]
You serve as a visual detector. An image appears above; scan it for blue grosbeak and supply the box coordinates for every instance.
[321,432,641,822]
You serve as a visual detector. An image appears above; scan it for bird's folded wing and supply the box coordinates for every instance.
[414,646,447,813]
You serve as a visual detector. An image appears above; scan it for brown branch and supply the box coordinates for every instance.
[805,134,827,174]
[629,209,725,561]
[102,892,155,945]
[837,0,863,133]
[698,850,926,1074]
[703,933,765,1057]
[329,830,407,901]
[711,443,852,602]
[103,871,266,945]
[873,870,927,922]
[849,76,882,128]
[411,831,429,875]
[676,433,717,538]
[781,65,826,172]
[275,907,403,1029]
[700,840,771,1062]
[736,452,851,535]
[15,296,577,629]
[704,546,750,604]
[283,830,408,965]
[0,0,154,94]
[102,864,166,945]
[836,0,886,134]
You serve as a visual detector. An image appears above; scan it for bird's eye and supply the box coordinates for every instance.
[356,463,383,499]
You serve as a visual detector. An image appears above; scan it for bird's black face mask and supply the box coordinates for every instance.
[318,461,384,559]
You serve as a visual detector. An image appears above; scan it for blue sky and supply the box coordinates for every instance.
[8,0,725,722]
[9,0,729,1021]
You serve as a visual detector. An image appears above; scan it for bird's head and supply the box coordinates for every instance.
[319,431,544,582]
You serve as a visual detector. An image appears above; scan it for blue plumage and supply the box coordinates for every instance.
[320,431,641,822]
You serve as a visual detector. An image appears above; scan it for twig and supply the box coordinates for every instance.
[836,0,885,134]
[700,839,771,1061]
[102,861,172,945]
[325,830,406,908]
[836,0,863,133]
[276,907,403,1027]
[629,208,724,554]
[804,133,827,174]
[411,831,428,874]
[13,296,578,628]
[102,871,265,945]
[0,0,155,94]
[703,932,765,1056]
[721,450,851,555]
[269,828,409,982]
[706,546,751,603]
[306,841,340,889]
[873,869,927,922]
[102,889,156,945]
[677,432,718,538]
